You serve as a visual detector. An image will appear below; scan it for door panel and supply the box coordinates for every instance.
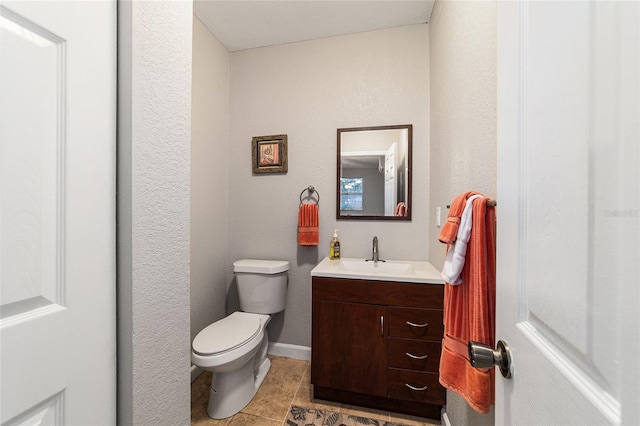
[497,1,638,424]
[0,6,62,318]
[0,1,116,424]
[384,143,397,215]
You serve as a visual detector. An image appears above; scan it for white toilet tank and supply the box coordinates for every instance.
[233,259,289,314]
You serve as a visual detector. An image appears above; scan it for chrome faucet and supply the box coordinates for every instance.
[366,236,385,263]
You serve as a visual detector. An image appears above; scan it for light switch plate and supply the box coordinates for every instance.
[436,207,441,227]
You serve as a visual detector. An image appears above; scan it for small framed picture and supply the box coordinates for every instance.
[252,134,288,174]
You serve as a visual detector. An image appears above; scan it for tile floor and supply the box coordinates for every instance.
[191,356,440,426]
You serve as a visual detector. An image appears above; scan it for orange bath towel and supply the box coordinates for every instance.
[298,203,319,246]
[438,194,496,414]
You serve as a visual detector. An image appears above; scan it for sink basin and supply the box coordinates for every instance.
[311,257,444,284]
[337,260,413,275]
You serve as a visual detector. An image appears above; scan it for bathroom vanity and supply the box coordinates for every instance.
[310,258,445,420]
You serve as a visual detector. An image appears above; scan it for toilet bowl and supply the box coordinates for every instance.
[191,259,288,419]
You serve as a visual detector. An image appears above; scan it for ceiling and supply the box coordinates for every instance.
[193,0,436,52]
[341,154,384,170]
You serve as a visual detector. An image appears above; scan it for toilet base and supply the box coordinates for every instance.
[206,335,271,419]
[254,356,270,390]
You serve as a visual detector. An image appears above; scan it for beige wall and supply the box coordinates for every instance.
[118,2,192,424]
[190,17,231,341]
[228,25,430,347]
[429,1,497,425]
[429,0,497,271]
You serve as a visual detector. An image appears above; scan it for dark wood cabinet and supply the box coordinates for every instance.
[311,276,445,420]
[312,300,387,396]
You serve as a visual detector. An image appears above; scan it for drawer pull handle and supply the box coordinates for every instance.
[405,383,429,392]
[381,316,384,336]
[405,352,428,360]
[406,321,429,328]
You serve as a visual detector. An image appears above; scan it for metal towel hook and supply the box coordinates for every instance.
[299,185,320,205]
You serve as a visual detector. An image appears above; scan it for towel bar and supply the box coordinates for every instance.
[447,199,497,209]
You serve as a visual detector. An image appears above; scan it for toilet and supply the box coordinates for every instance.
[191,259,289,419]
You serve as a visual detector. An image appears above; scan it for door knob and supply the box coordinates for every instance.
[468,339,513,379]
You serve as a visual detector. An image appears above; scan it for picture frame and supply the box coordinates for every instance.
[252,134,288,174]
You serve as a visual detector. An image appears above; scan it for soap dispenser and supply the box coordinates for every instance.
[329,229,341,260]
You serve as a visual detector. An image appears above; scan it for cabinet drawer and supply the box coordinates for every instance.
[389,338,441,373]
[388,307,443,340]
[388,369,446,404]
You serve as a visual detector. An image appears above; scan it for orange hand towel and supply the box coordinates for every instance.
[298,203,319,246]
[438,196,496,414]
[438,191,482,244]
[394,202,407,216]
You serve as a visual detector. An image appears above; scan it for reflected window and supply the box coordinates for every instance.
[340,177,363,211]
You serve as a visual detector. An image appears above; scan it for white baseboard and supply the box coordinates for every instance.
[441,408,451,426]
[191,364,203,383]
[267,342,311,361]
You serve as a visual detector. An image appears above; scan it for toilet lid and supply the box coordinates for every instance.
[233,259,289,274]
[192,312,262,356]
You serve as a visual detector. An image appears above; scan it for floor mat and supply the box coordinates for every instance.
[286,405,408,426]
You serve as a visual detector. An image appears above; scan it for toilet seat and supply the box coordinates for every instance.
[193,312,262,356]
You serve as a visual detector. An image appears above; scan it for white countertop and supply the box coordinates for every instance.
[310,257,444,284]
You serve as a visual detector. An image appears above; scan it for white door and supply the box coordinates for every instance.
[496,1,638,425]
[0,1,116,424]
[384,143,397,215]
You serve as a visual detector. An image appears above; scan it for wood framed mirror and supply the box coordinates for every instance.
[337,124,412,221]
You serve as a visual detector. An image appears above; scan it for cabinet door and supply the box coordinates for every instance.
[312,300,387,397]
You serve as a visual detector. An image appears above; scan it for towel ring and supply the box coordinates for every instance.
[299,186,320,205]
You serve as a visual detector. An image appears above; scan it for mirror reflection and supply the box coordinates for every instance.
[337,124,412,220]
